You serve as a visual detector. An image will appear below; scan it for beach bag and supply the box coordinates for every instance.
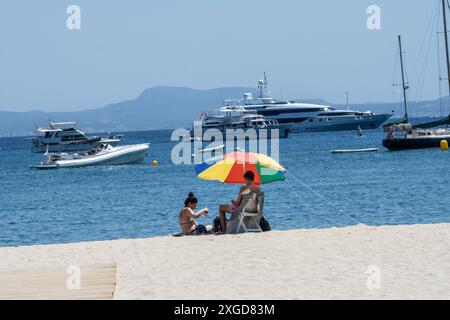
[259,216,271,232]
[192,224,208,235]
[213,216,222,233]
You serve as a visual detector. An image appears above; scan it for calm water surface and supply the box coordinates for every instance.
[0,129,449,247]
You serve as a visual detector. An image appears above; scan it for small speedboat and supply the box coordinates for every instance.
[192,144,225,157]
[31,143,150,169]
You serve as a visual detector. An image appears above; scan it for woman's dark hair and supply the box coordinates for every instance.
[243,170,255,181]
[184,192,198,206]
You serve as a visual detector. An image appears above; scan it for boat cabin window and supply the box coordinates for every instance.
[61,134,85,141]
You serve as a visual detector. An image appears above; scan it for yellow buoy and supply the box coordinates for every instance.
[151,160,159,166]
[440,140,448,151]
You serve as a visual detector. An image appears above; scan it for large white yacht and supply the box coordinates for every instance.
[30,121,122,153]
[222,74,393,132]
[188,107,292,140]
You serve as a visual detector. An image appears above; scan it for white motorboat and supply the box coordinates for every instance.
[30,121,122,153]
[31,143,150,169]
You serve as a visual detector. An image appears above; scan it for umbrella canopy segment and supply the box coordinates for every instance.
[195,152,286,185]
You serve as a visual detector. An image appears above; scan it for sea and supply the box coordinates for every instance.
[0,128,449,247]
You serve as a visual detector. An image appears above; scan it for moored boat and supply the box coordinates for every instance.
[31,143,149,169]
[383,3,450,151]
[30,121,122,153]
[188,107,292,141]
[221,74,392,132]
[383,124,450,151]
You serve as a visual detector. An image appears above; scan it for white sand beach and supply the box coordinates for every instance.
[1,223,449,300]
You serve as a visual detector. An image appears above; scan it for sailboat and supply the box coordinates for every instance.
[383,0,450,151]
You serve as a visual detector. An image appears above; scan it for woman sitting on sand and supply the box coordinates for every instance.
[218,171,260,232]
[179,192,209,235]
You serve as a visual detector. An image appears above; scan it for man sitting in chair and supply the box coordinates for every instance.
[218,171,261,233]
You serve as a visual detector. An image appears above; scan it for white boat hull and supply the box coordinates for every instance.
[331,148,379,154]
[288,114,392,132]
[32,144,149,169]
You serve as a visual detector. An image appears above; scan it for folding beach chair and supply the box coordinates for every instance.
[236,192,264,233]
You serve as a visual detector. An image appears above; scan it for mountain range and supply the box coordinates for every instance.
[0,86,449,137]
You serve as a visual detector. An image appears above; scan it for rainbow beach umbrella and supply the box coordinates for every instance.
[195,152,286,185]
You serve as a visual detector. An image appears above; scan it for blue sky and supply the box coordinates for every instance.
[0,0,446,111]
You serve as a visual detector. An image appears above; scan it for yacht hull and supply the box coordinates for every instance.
[196,124,291,141]
[383,136,450,151]
[289,114,392,132]
[255,124,291,139]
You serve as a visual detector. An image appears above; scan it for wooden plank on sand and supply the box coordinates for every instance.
[0,263,117,300]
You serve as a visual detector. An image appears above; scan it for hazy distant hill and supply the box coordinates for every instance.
[0,87,252,137]
[0,86,449,137]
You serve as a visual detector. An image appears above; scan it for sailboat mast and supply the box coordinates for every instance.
[398,35,408,120]
[346,91,349,111]
[442,0,450,96]
[411,0,450,129]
